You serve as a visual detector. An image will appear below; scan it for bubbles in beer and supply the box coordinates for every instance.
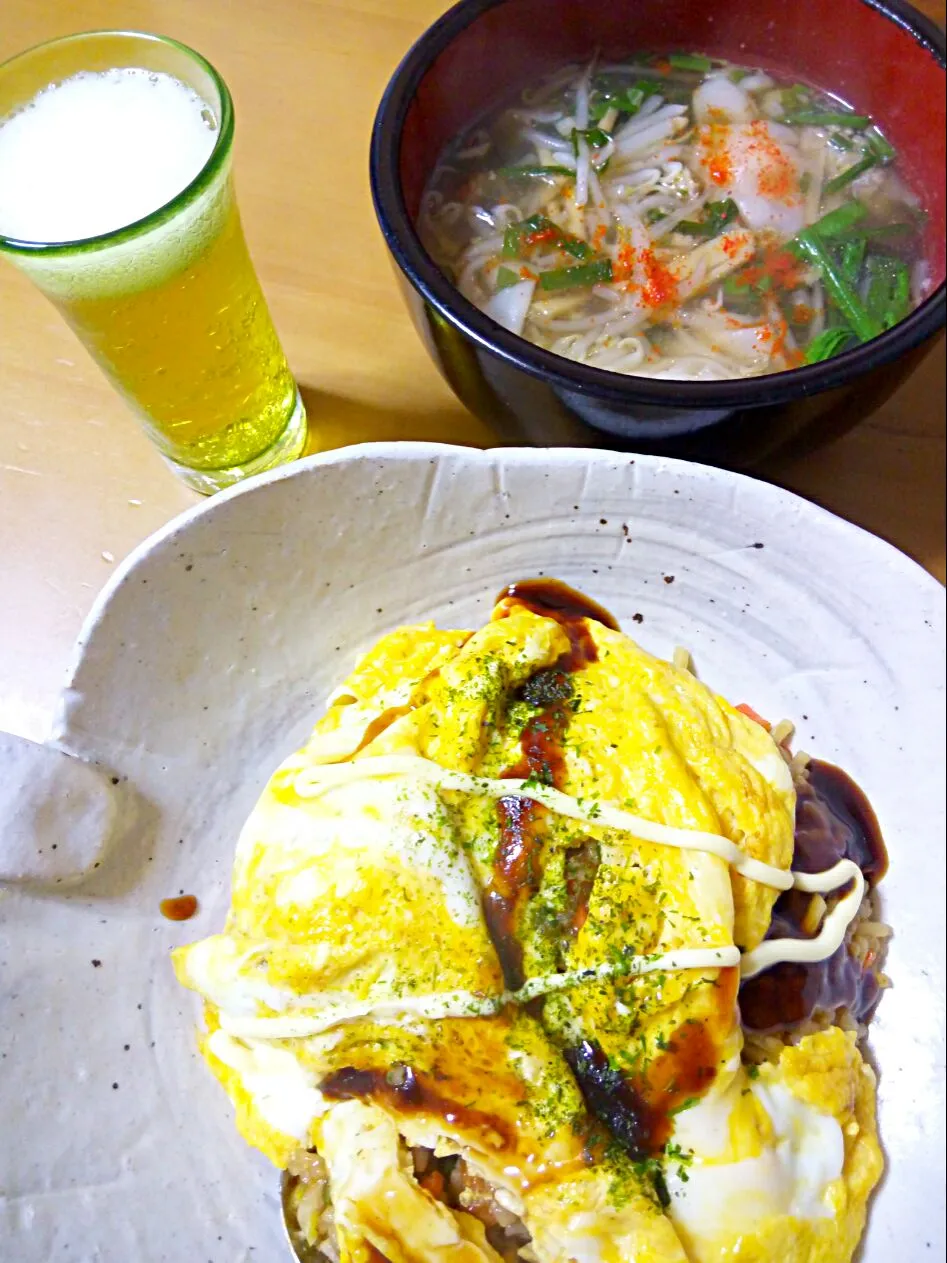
[0,68,218,243]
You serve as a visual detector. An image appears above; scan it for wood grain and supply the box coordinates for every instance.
[0,0,943,739]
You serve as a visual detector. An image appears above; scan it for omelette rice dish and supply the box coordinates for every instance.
[174,579,889,1262]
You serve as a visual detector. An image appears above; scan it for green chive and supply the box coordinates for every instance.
[667,52,713,72]
[828,133,855,152]
[863,255,894,324]
[783,109,871,128]
[557,235,594,261]
[571,126,611,152]
[676,198,740,238]
[840,235,867,284]
[889,263,911,325]
[722,273,761,301]
[502,225,521,258]
[864,255,911,329]
[502,214,594,261]
[867,128,896,161]
[780,84,812,113]
[495,265,521,290]
[497,164,574,179]
[803,200,869,241]
[620,86,647,113]
[824,154,879,194]
[538,259,614,291]
[589,81,653,122]
[804,327,854,363]
[791,229,882,341]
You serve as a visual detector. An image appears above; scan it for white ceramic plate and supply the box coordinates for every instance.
[1,443,943,1263]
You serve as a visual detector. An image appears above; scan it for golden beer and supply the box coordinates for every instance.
[0,32,306,492]
[56,190,300,474]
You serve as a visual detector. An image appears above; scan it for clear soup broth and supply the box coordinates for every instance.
[420,54,930,380]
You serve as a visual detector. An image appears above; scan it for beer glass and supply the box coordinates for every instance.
[0,31,307,493]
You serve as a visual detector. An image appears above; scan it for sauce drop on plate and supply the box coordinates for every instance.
[160,894,199,921]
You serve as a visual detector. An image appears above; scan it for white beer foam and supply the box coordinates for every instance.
[0,67,217,242]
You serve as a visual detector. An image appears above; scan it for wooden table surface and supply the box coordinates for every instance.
[1,0,944,742]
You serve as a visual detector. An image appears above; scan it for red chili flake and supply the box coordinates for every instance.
[525,227,559,247]
[707,153,732,187]
[792,303,814,324]
[613,242,637,283]
[519,265,538,281]
[735,247,805,294]
[639,247,679,311]
[753,315,794,362]
[697,122,733,188]
[721,232,750,259]
[743,121,800,202]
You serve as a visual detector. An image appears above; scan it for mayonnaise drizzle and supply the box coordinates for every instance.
[740,860,865,980]
[215,948,745,1041]
[219,988,503,1040]
[294,753,868,984]
[514,946,742,1002]
[295,754,795,890]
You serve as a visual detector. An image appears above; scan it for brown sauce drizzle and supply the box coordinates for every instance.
[792,758,888,883]
[483,797,540,991]
[566,967,739,1162]
[740,759,888,1034]
[561,838,602,943]
[496,578,620,632]
[320,1064,513,1148]
[484,580,613,989]
[159,894,198,921]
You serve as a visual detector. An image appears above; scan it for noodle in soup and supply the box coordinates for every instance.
[420,54,929,380]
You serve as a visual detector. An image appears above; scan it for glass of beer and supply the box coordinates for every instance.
[0,31,307,493]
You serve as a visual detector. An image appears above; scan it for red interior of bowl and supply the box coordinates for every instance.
[400,0,946,281]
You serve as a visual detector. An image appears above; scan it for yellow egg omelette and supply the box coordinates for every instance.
[173,580,886,1262]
